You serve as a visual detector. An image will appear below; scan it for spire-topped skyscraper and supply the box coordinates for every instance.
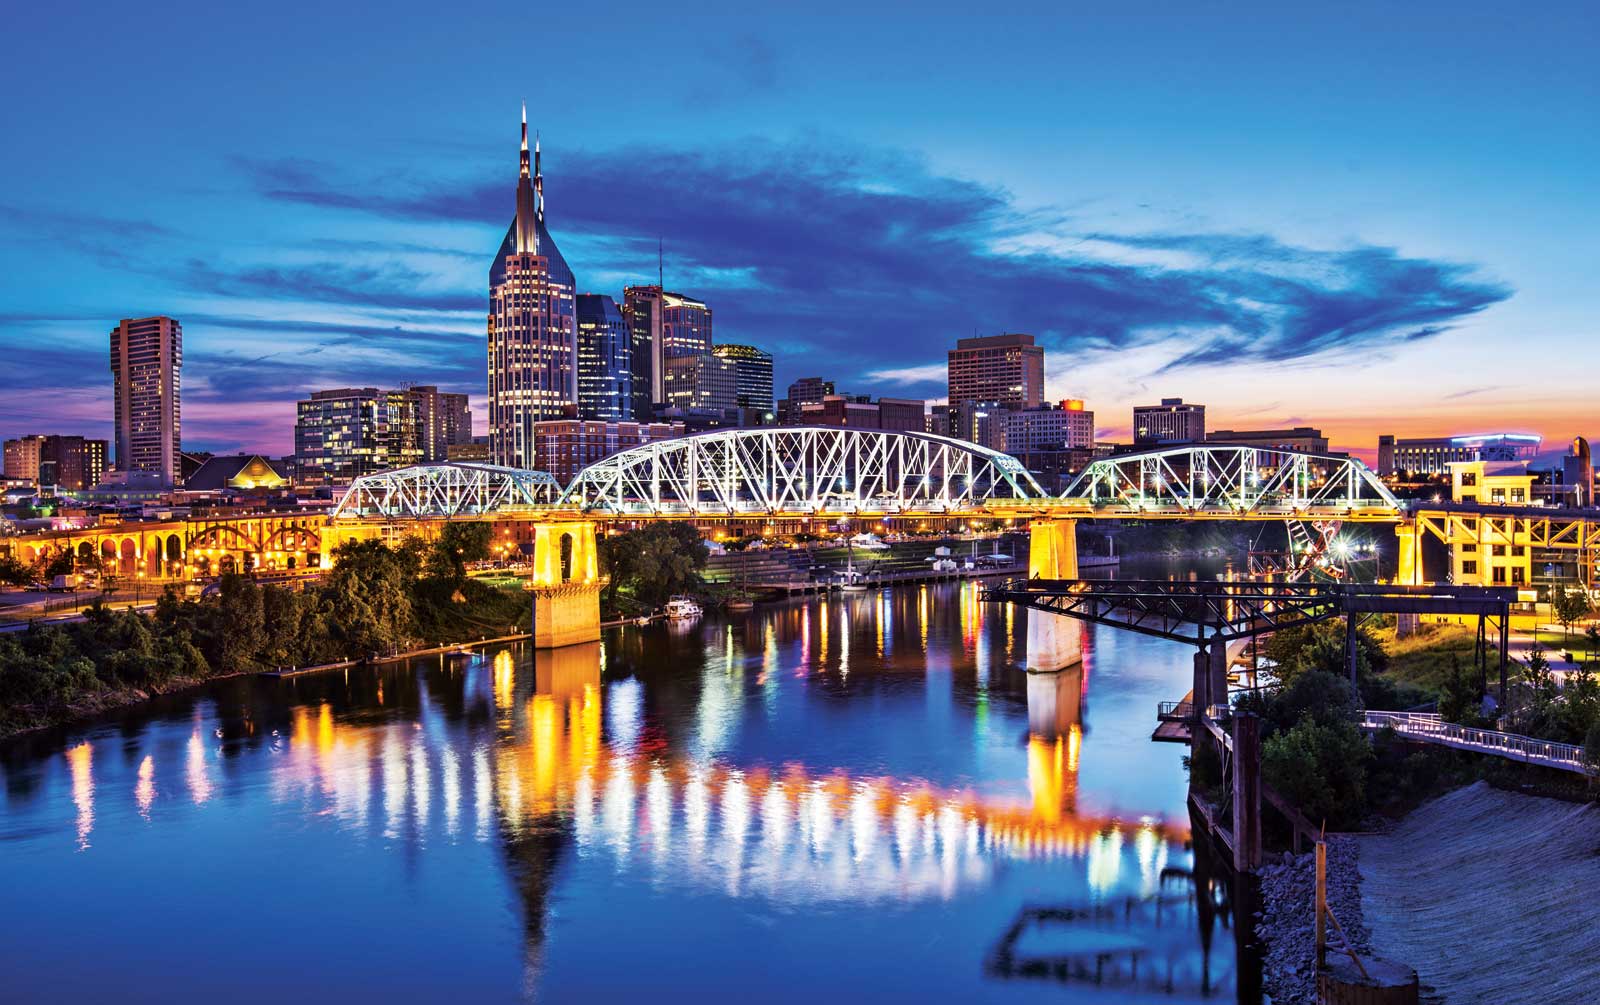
[489,109,576,468]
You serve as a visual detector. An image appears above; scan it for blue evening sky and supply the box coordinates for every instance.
[0,1,1594,457]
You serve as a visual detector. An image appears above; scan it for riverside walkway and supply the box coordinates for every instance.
[1362,710,1586,774]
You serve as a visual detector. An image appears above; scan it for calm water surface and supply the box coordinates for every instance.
[1,580,1246,1003]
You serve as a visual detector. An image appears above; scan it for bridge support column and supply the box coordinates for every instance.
[1028,518,1078,580]
[1231,712,1262,872]
[1208,633,1229,714]
[529,522,601,649]
[1026,610,1083,672]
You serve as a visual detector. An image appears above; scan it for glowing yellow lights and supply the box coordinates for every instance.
[67,741,94,849]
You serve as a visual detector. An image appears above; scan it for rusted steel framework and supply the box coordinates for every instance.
[1063,445,1400,518]
[986,579,1518,645]
[558,426,1047,516]
[331,462,562,519]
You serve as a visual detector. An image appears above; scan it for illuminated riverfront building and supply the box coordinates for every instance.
[708,343,775,413]
[1378,432,1542,478]
[293,388,424,487]
[1132,397,1204,446]
[109,315,182,487]
[489,108,577,468]
[576,294,633,422]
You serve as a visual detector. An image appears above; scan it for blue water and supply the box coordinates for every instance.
[0,580,1243,1002]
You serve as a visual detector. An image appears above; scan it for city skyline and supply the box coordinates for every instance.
[1,5,1594,463]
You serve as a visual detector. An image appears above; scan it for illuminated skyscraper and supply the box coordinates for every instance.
[622,286,713,416]
[110,315,182,487]
[576,294,633,422]
[488,108,576,468]
[710,343,774,412]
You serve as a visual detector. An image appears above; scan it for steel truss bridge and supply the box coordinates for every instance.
[330,430,1400,525]
[557,426,1045,516]
[332,462,561,520]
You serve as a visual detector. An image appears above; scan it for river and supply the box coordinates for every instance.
[0,577,1249,1003]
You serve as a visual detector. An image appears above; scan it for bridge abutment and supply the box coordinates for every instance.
[529,521,602,649]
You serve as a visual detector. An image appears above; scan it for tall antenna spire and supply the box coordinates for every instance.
[519,102,530,179]
[534,130,543,222]
[658,237,664,288]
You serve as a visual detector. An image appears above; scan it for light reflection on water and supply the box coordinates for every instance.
[0,580,1240,1003]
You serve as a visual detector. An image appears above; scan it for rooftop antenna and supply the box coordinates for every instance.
[658,237,664,289]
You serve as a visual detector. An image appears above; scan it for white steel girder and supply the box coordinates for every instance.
[558,426,1046,516]
[331,463,562,519]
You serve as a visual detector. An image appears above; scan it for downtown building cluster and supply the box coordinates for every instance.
[485,110,774,482]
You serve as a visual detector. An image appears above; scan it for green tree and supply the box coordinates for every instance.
[1437,654,1486,726]
[425,523,492,583]
[323,540,416,656]
[1583,720,1600,777]
[36,548,74,581]
[0,554,32,590]
[599,524,708,608]
[1554,588,1592,643]
[1261,716,1373,830]
[211,574,266,673]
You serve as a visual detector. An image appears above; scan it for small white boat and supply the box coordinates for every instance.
[664,596,703,620]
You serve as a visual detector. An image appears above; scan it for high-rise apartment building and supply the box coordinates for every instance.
[110,315,182,486]
[947,333,1044,409]
[4,435,108,490]
[663,354,739,413]
[710,344,774,413]
[488,109,577,469]
[404,385,473,462]
[576,294,633,422]
[1132,398,1205,446]
[294,388,424,487]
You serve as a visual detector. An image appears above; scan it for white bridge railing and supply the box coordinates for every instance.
[1362,711,1587,773]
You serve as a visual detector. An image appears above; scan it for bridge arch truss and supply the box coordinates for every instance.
[559,426,1047,517]
[1063,445,1400,518]
[331,463,562,520]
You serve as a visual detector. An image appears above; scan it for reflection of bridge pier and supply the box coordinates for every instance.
[1026,662,1083,739]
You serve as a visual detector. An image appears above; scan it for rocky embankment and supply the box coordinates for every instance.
[1257,836,1371,1005]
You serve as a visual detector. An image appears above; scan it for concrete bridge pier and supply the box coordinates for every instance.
[1026,610,1083,672]
[528,521,602,649]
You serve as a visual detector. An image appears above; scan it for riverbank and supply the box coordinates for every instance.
[1359,781,1600,1005]
[1257,836,1371,1005]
